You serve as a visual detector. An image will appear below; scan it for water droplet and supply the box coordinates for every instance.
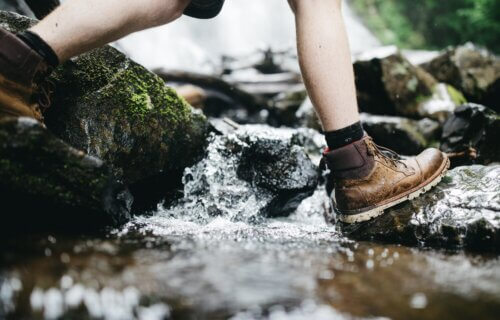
[410,292,428,309]
[60,275,73,289]
[60,253,71,264]
[366,259,374,269]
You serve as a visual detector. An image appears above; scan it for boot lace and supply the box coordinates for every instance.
[367,138,409,169]
[37,79,55,112]
[33,66,55,113]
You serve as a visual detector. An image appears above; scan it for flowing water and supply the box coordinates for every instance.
[1,126,500,319]
[1,1,500,319]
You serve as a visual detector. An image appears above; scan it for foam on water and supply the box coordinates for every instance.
[119,125,338,248]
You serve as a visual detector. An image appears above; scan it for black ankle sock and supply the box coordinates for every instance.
[325,121,364,150]
[17,31,59,68]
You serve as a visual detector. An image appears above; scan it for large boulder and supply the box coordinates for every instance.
[339,165,500,252]
[441,104,500,166]
[0,117,132,232]
[166,125,319,222]
[421,43,500,112]
[354,47,466,122]
[1,11,209,188]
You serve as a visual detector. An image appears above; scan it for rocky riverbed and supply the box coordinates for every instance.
[1,9,500,320]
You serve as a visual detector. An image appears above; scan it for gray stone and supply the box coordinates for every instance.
[167,125,319,222]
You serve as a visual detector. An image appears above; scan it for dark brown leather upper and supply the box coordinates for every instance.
[324,136,448,213]
[0,27,51,121]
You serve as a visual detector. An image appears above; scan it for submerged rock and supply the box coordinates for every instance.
[354,47,466,121]
[361,113,440,155]
[0,117,132,232]
[340,165,500,252]
[421,43,500,112]
[164,125,319,222]
[441,104,500,166]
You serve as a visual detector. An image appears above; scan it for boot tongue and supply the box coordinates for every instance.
[324,140,367,172]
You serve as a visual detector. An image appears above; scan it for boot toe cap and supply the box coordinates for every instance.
[416,148,448,180]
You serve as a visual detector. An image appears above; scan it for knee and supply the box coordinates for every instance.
[148,0,191,25]
[288,0,342,14]
[169,0,191,21]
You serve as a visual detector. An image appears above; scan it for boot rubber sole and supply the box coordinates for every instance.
[338,155,450,224]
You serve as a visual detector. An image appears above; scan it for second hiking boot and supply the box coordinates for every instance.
[323,136,450,223]
[0,27,53,122]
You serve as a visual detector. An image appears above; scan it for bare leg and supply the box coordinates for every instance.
[30,0,191,62]
[289,0,359,132]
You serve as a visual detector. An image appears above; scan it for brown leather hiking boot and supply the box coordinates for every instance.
[323,136,450,223]
[0,27,53,122]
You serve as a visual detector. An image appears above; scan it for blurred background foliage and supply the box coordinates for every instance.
[350,0,500,53]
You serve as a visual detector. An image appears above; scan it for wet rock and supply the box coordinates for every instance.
[0,117,132,232]
[268,86,307,127]
[40,45,209,185]
[165,125,319,221]
[421,43,500,112]
[441,104,500,166]
[237,128,319,216]
[295,98,322,132]
[361,113,440,155]
[2,11,208,210]
[354,47,466,121]
[340,165,500,252]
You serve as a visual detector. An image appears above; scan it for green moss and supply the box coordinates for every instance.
[400,121,427,146]
[50,47,126,95]
[446,85,467,105]
[103,65,191,125]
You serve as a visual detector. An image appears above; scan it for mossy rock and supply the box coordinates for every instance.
[1,10,209,208]
[43,44,209,184]
[0,117,132,233]
[421,43,500,113]
[354,48,465,121]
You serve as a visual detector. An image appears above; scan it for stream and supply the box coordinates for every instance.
[1,1,499,320]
